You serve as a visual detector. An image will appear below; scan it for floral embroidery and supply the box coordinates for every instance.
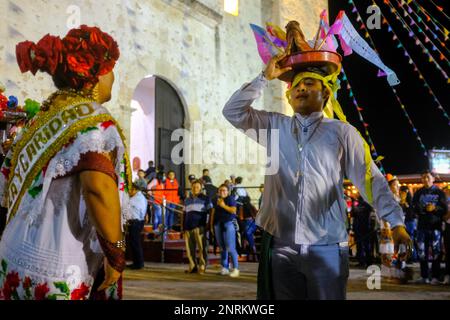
[0,258,92,300]
[1,167,10,179]
[80,126,99,134]
[34,283,50,300]
[101,120,114,130]
[70,282,90,300]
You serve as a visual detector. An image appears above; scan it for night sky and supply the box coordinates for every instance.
[328,0,450,174]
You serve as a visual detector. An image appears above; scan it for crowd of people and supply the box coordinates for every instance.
[127,161,450,286]
[347,171,450,285]
[127,163,262,277]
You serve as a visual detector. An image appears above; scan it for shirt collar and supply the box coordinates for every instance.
[294,111,323,126]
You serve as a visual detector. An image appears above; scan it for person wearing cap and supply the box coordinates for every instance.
[223,43,411,299]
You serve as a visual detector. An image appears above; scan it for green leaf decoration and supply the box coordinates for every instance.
[28,185,43,199]
[53,281,70,295]
[80,127,99,134]
[1,259,7,272]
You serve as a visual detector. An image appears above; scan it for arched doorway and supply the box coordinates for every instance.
[130,75,187,191]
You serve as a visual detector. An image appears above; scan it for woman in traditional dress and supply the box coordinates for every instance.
[0,25,131,300]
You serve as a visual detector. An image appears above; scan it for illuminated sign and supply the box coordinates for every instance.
[429,149,450,174]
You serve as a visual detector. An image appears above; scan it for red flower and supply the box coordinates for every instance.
[2,282,12,300]
[34,283,50,300]
[16,41,38,74]
[23,276,32,290]
[2,167,11,179]
[6,271,20,289]
[66,53,95,77]
[101,120,114,130]
[70,282,90,300]
[34,34,63,75]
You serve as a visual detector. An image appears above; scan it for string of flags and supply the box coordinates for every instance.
[381,0,450,80]
[427,0,450,22]
[347,0,430,157]
[391,86,429,157]
[340,67,386,173]
[411,0,450,41]
[375,0,450,124]
[349,0,450,126]
[393,0,450,63]
[397,0,450,53]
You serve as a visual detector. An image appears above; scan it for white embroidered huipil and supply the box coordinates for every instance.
[223,74,404,245]
[0,102,129,300]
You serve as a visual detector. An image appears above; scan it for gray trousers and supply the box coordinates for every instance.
[271,238,349,300]
[184,226,208,271]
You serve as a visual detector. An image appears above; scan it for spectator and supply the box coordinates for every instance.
[400,185,417,262]
[150,172,166,234]
[183,180,213,274]
[202,175,218,201]
[134,169,149,192]
[234,176,248,198]
[210,184,240,277]
[240,196,258,262]
[165,170,181,231]
[412,171,447,284]
[201,169,211,184]
[387,174,400,202]
[185,174,196,199]
[352,195,374,267]
[223,179,232,192]
[144,160,156,182]
[229,175,236,193]
[127,184,148,270]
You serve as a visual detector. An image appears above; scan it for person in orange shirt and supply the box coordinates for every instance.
[150,172,166,233]
[165,171,181,231]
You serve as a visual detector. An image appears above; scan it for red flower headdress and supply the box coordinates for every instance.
[16,25,120,89]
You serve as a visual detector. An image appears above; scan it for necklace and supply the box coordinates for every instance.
[41,88,94,111]
[297,115,322,133]
[293,115,323,178]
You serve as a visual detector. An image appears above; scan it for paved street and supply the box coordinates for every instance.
[123,262,450,300]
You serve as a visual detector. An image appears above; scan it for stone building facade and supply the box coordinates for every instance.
[0,0,327,196]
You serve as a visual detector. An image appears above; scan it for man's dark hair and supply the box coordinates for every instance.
[138,169,145,173]
[167,170,175,175]
[191,179,203,187]
[148,160,154,165]
[203,169,209,173]
[235,177,243,184]
[421,170,434,177]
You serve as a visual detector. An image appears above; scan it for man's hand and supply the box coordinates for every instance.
[425,203,436,212]
[391,225,412,257]
[98,258,122,291]
[263,53,292,80]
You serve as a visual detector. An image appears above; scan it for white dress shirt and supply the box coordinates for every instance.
[223,73,404,245]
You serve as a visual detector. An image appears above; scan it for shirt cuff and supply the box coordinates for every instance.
[384,211,405,229]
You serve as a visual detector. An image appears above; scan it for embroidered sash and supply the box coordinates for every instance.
[5,101,131,223]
